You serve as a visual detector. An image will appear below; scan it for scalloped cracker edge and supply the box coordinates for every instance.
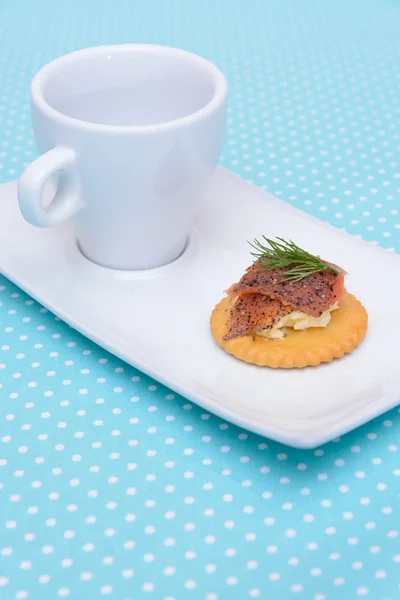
[210,293,368,369]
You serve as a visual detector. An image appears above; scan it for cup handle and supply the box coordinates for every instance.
[17,146,82,227]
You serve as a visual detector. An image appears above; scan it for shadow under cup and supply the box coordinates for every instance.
[30,45,228,270]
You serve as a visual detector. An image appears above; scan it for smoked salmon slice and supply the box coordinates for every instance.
[226,260,345,318]
[223,293,293,341]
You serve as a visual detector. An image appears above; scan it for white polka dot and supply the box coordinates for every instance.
[325,526,336,535]
[285,529,296,538]
[122,569,134,578]
[143,553,155,562]
[375,570,386,579]
[85,515,96,525]
[356,587,369,596]
[307,542,318,551]
[204,535,216,544]
[348,537,359,545]
[184,580,196,589]
[164,537,175,546]
[303,514,315,522]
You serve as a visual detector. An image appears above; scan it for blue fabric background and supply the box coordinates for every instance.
[0,1,399,598]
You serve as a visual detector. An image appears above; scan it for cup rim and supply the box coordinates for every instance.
[31,44,228,134]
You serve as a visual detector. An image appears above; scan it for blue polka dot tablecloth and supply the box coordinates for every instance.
[0,1,400,599]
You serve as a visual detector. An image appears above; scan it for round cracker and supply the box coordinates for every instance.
[210,293,368,369]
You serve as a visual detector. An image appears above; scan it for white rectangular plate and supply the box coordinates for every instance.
[0,167,399,448]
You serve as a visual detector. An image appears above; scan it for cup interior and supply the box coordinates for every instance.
[40,46,220,127]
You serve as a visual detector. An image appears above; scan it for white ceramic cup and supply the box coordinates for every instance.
[17,44,227,270]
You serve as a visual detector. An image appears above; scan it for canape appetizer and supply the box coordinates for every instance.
[211,238,368,368]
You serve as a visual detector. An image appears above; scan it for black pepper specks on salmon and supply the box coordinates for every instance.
[226,260,345,318]
[223,293,292,341]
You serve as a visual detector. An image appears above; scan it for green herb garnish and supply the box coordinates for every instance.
[248,236,338,282]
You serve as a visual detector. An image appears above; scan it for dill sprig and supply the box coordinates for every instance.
[248,236,338,282]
